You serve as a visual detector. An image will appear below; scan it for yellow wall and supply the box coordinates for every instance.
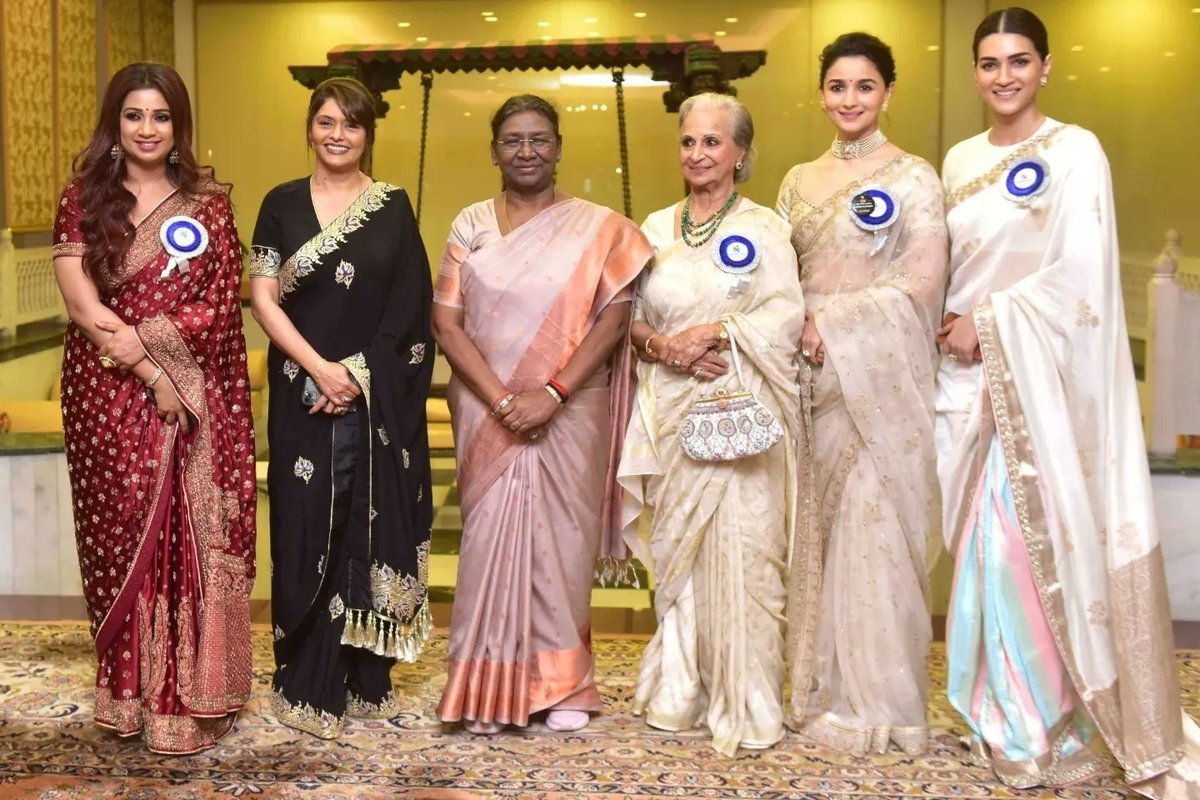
[194,0,949,262]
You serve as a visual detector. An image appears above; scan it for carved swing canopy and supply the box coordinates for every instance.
[288,36,768,116]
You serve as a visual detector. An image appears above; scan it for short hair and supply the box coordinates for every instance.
[306,78,377,170]
[973,7,1049,61]
[819,32,897,86]
[490,94,561,140]
[678,92,757,184]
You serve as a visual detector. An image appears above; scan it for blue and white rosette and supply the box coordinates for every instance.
[159,215,209,278]
[1003,156,1050,205]
[711,232,761,276]
[848,185,900,256]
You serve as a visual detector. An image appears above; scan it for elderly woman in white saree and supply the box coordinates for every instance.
[937,8,1200,797]
[619,93,804,756]
[776,33,948,756]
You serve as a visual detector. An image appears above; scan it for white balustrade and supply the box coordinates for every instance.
[0,228,64,339]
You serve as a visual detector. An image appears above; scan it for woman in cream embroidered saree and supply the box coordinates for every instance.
[619,93,805,756]
[936,9,1199,796]
[775,33,949,756]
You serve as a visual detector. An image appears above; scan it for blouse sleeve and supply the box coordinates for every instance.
[433,209,473,309]
[52,183,86,259]
[775,165,800,221]
[249,189,282,279]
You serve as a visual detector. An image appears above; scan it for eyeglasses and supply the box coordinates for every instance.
[494,136,557,153]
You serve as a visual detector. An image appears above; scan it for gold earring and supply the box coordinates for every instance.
[820,101,827,112]
[1040,76,1048,86]
[883,100,890,112]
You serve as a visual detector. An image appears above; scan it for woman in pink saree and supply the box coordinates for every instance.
[432,95,652,734]
[51,63,255,754]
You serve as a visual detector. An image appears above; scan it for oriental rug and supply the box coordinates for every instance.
[0,622,1197,799]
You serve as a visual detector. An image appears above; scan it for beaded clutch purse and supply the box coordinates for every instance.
[678,330,784,462]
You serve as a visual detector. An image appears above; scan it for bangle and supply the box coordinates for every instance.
[547,378,570,403]
[145,367,163,387]
[643,336,658,360]
[491,392,515,416]
[544,384,566,405]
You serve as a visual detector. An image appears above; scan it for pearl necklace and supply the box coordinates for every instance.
[831,129,888,160]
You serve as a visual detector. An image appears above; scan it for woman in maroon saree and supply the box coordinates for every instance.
[51,62,256,754]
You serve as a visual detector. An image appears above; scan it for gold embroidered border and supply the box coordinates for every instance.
[277,182,394,299]
[798,712,927,756]
[339,352,371,400]
[970,723,1106,789]
[271,688,344,739]
[95,686,236,754]
[51,241,86,258]
[346,690,402,719]
[946,125,1068,211]
[341,597,432,662]
[975,304,1184,781]
[248,245,281,278]
[785,358,822,728]
[369,541,429,621]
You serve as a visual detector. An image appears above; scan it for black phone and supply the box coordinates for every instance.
[301,376,320,407]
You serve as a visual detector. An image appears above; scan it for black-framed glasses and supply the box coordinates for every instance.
[494,136,556,153]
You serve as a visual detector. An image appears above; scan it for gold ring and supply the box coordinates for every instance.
[99,356,117,369]
[693,369,702,378]
[673,360,682,367]
[947,353,958,361]
[529,432,539,441]
[801,349,811,358]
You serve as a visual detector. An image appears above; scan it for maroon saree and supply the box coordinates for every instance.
[52,178,256,754]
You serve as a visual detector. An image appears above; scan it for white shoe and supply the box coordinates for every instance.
[465,719,504,735]
[545,710,590,732]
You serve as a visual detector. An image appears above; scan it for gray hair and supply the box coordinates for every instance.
[678,92,757,183]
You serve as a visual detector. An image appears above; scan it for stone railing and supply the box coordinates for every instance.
[1125,230,1200,458]
[0,229,63,339]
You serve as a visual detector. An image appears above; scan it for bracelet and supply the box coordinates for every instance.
[314,358,328,376]
[715,322,730,350]
[544,384,565,405]
[145,367,163,387]
[643,336,658,360]
[491,392,515,416]
[547,378,570,404]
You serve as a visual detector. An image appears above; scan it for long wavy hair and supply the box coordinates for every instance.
[72,62,215,278]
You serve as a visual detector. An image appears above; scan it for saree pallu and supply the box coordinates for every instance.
[433,197,651,727]
[52,179,256,754]
[775,155,948,755]
[937,119,1200,796]
[618,200,804,756]
[251,179,434,738]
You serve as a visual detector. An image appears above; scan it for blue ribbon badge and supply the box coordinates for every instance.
[1003,156,1050,204]
[848,185,899,256]
[711,232,761,276]
[159,215,209,278]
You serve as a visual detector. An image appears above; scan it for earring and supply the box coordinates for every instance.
[168,150,179,165]
[882,99,890,112]
[110,144,122,160]
[819,101,827,112]
[735,161,744,171]
[1040,76,1048,86]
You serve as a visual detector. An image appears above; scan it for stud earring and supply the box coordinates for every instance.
[168,150,179,165]
[110,144,122,160]
[735,161,743,171]
[1039,76,1048,86]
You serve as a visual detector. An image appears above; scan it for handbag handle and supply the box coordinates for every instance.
[723,322,748,388]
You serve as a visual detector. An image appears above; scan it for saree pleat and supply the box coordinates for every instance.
[434,197,651,727]
[53,178,256,754]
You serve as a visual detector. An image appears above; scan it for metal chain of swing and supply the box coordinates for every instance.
[416,72,434,225]
[612,68,633,219]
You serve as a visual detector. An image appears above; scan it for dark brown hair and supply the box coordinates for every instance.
[306,78,378,173]
[819,32,897,86]
[489,94,561,140]
[73,62,212,278]
[973,7,1050,61]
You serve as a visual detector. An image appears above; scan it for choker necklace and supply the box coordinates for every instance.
[831,129,888,160]
[681,191,739,248]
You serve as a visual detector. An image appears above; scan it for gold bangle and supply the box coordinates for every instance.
[146,367,163,387]
[643,336,657,359]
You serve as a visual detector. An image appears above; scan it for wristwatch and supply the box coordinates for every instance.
[715,323,729,350]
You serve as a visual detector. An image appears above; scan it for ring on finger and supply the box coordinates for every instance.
[693,368,703,378]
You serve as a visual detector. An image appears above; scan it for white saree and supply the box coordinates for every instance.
[936,118,1200,797]
[618,200,805,756]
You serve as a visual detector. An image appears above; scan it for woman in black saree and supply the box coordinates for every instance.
[249,77,434,738]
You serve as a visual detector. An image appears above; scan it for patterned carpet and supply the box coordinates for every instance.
[1,623,1197,799]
